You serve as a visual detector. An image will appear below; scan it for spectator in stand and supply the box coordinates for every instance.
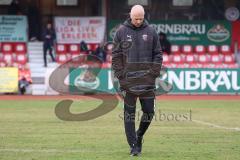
[8,0,22,15]
[80,41,90,54]
[18,76,29,95]
[42,22,56,67]
[159,32,171,55]
[18,65,32,95]
[93,43,106,62]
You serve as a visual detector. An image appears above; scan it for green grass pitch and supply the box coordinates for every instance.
[0,98,239,160]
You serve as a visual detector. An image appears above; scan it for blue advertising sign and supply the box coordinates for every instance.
[0,15,28,42]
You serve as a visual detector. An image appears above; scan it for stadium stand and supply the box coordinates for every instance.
[182,45,193,55]
[55,43,101,64]
[0,42,32,83]
[87,43,99,51]
[53,43,239,69]
[55,44,70,64]
[162,45,239,68]
[195,45,206,55]
[1,42,238,70]
[170,45,181,55]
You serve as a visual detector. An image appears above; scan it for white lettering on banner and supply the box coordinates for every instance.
[168,36,190,41]
[185,71,200,90]
[174,24,182,34]
[232,71,240,90]
[182,25,188,34]
[166,70,240,92]
[215,71,231,90]
[155,24,206,35]
[102,69,239,93]
[108,71,113,90]
[168,71,184,90]
[201,71,216,91]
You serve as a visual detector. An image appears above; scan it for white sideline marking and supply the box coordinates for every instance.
[193,119,240,132]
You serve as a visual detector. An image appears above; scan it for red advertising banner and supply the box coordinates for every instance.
[232,20,240,49]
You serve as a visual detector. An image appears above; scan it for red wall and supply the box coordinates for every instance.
[232,20,240,50]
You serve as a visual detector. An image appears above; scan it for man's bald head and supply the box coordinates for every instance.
[130,5,145,28]
[130,5,145,18]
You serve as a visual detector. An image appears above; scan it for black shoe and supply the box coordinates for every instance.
[130,145,140,156]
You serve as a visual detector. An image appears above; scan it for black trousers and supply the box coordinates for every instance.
[43,43,55,66]
[123,91,155,147]
[19,86,26,95]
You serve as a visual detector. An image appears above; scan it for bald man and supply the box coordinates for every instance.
[112,5,162,156]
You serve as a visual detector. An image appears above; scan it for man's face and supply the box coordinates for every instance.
[47,24,52,29]
[131,14,144,28]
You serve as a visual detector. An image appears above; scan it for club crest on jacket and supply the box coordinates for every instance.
[127,35,132,41]
[142,34,148,41]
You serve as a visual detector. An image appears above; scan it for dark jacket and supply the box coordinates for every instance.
[42,28,56,46]
[80,41,89,51]
[112,18,162,94]
[159,32,171,54]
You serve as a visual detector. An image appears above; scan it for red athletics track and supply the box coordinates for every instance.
[0,95,239,101]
